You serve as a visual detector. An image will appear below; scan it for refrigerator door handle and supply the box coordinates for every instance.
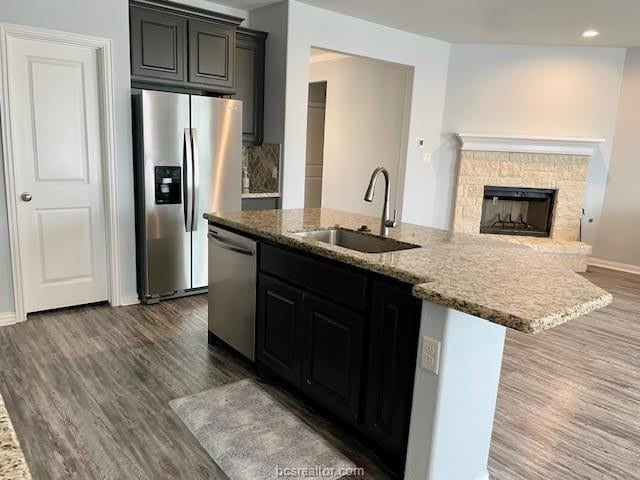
[183,128,194,232]
[191,128,200,232]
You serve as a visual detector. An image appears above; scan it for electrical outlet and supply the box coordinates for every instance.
[421,336,441,375]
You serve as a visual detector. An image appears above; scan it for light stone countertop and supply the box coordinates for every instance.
[204,208,612,333]
[0,392,31,479]
[241,191,280,199]
[487,234,592,254]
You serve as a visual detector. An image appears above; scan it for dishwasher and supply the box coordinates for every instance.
[208,225,257,360]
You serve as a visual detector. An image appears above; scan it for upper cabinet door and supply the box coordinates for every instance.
[130,6,188,83]
[232,32,266,144]
[188,20,235,92]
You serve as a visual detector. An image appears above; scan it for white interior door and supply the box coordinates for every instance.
[5,36,108,313]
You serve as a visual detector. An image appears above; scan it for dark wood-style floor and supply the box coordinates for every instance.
[490,266,640,480]
[1,266,639,479]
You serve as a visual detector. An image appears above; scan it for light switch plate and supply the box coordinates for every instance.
[421,336,441,375]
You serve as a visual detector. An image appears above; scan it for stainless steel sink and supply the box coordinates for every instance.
[295,228,420,254]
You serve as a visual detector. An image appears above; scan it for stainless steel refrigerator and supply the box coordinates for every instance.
[132,90,242,303]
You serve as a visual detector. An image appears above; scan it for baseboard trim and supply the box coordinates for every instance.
[589,257,640,276]
[0,311,18,327]
[119,294,140,306]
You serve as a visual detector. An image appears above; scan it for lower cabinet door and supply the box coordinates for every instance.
[256,274,304,386]
[301,293,364,424]
[364,279,421,460]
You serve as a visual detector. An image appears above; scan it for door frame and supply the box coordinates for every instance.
[0,23,122,322]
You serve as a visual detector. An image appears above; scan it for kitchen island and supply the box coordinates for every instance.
[204,208,611,480]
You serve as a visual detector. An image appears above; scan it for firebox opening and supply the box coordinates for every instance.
[480,186,556,237]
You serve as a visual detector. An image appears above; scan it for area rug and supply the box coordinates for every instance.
[0,392,31,479]
[169,379,358,480]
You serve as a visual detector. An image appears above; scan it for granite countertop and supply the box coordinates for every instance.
[242,191,281,199]
[204,208,612,333]
[0,393,31,479]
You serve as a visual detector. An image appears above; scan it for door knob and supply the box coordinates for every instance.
[21,192,32,202]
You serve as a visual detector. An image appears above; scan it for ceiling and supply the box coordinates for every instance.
[309,47,351,62]
[209,0,276,10]
[210,0,640,47]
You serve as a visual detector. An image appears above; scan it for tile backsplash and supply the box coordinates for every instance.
[243,143,281,193]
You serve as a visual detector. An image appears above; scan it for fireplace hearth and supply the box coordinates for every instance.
[480,186,555,238]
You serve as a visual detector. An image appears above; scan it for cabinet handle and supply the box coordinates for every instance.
[306,378,311,385]
[208,234,255,256]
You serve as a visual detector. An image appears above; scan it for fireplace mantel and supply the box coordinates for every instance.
[456,133,604,156]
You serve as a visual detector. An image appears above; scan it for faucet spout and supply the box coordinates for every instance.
[363,166,397,237]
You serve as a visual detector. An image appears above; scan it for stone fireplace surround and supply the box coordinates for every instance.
[452,134,604,272]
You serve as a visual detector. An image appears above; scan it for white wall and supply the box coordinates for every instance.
[595,48,640,267]
[176,0,249,26]
[439,43,627,241]
[309,55,411,217]
[282,0,451,227]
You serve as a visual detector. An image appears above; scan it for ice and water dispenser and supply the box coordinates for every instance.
[154,166,181,204]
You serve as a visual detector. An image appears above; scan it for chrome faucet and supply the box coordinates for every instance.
[364,166,397,237]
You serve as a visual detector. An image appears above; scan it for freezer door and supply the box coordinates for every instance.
[140,90,192,296]
[190,96,243,289]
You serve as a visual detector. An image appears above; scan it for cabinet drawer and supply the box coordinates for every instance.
[259,243,368,311]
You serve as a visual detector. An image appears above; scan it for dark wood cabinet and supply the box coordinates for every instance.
[256,273,304,385]
[301,293,364,423]
[259,243,368,312]
[188,20,235,92]
[241,197,279,211]
[130,0,264,95]
[363,278,421,460]
[130,5,188,83]
[254,241,422,474]
[232,29,266,144]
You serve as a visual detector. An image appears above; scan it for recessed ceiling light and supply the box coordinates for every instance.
[582,30,600,38]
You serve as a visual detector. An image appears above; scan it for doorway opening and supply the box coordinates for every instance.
[305,47,412,218]
[305,81,327,208]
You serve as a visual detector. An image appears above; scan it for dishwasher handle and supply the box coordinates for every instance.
[208,233,255,256]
